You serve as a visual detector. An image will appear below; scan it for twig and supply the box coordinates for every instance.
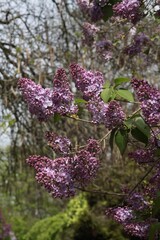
[128,161,157,197]
[76,187,126,197]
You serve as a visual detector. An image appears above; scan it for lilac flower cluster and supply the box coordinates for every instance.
[70,63,104,100]
[131,78,160,126]
[124,221,151,239]
[88,97,125,129]
[106,203,153,238]
[129,148,155,164]
[52,68,78,115]
[106,207,134,224]
[26,138,100,198]
[76,0,91,15]
[126,193,149,211]
[76,0,103,22]
[45,131,71,155]
[96,40,113,61]
[124,33,150,56]
[70,63,125,129]
[146,165,160,198]
[18,69,78,121]
[27,155,75,198]
[113,0,141,24]
[82,22,99,46]
[18,78,54,121]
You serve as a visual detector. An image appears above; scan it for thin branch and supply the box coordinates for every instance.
[76,187,126,196]
[128,161,157,197]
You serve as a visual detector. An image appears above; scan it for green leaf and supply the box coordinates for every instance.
[149,223,160,240]
[103,81,110,88]
[114,77,130,87]
[131,127,148,144]
[102,5,113,21]
[109,128,117,151]
[115,129,128,155]
[116,89,134,102]
[74,98,87,104]
[101,88,111,103]
[133,117,150,138]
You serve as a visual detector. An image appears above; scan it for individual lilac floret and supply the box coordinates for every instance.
[106,207,134,224]
[113,0,141,24]
[96,40,113,61]
[82,22,99,46]
[70,64,104,100]
[45,131,71,155]
[123,221,150,239]
[18,78,55,121]
[124,33,150,56]
[52,68,78,115]
[88,97,125,129]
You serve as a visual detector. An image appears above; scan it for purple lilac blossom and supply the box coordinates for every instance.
[124,33,150,56]
[88,97,125,129]
[123,221,150,239]
[27,155,75,198]
[85,138,101,156]
[26,139,100,198]
[113,0,141,24]
[131,78,160,126]
[70,63,104,100]
[106,207,154,239]
[72,149,99,186]
[90,1,103,22]
[18,69,78,121]
[129,148,155,164]
[82,22,99,46]
[76,0,92,15]
[52,68,78,115]
[126,193,149,211]
[18,78,55,121]
[106,207,134,224]
[146,166,160,198]
[96,40,113,61]
[76,0,103,22]
[45,132,71,155]
[87,96,108,124]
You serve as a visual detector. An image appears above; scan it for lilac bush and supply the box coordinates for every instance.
[18,0,160,239]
